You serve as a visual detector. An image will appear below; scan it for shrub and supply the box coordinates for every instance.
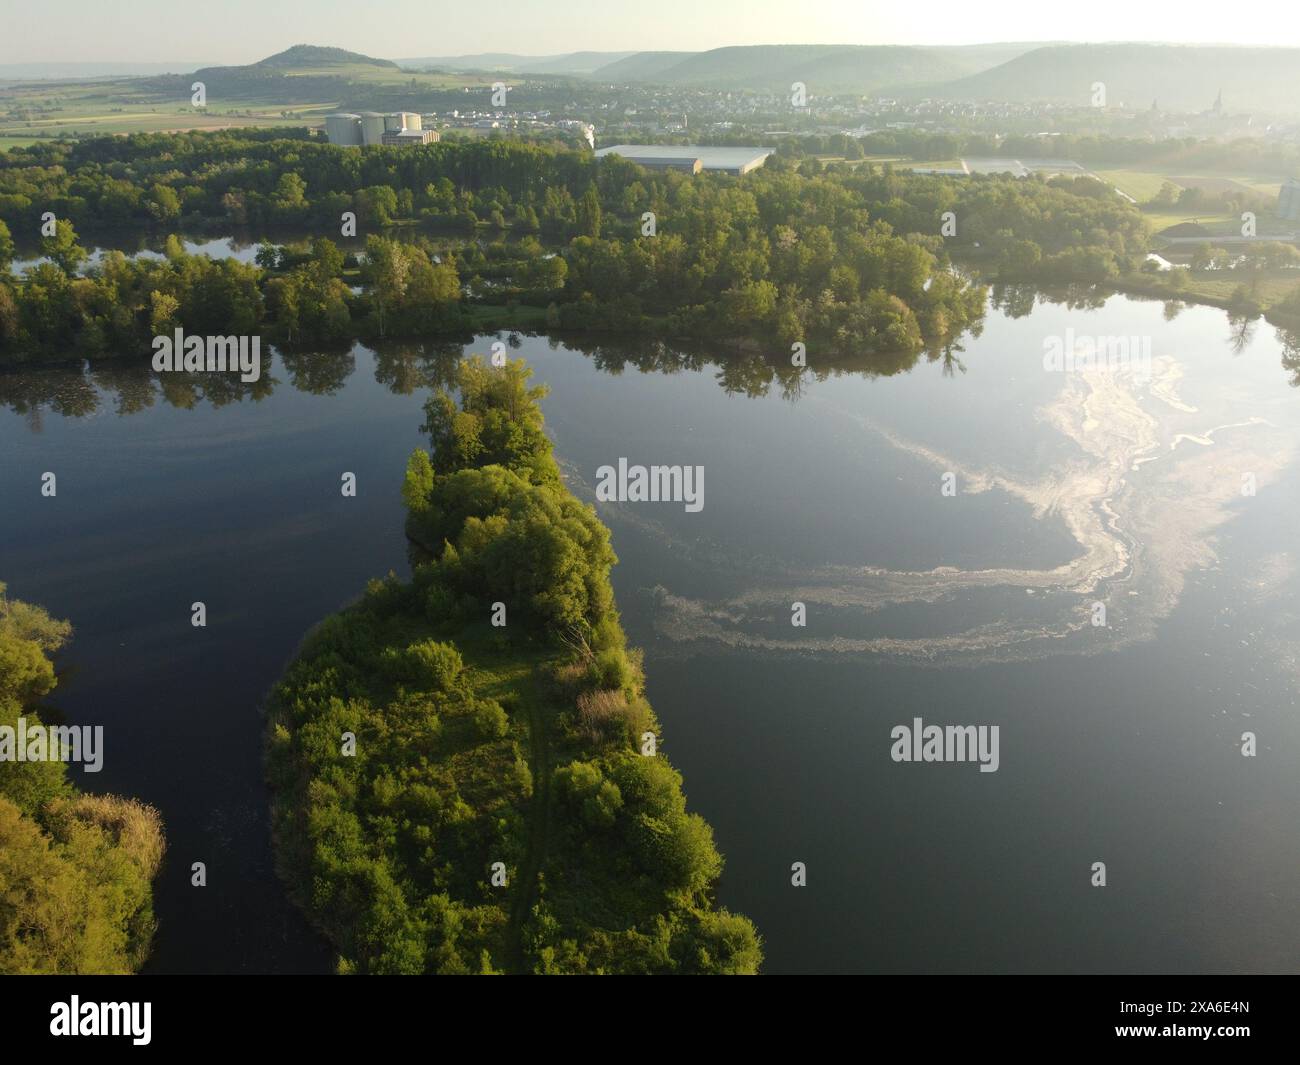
[384,639,464,691]
[576,688,638,746]
[472,699,509,740]
[554,760,622,829]
[589,647,633,694]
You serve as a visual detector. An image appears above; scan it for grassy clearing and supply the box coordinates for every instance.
[1092,169,1176,202]
[464,303,550,329]
[1171,272,1299,305]
[899,158,965,171]
[1095,165,1288,204]
[1141,208,1238,233]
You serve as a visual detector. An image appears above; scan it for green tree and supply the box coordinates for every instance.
[38,218,86,276]
[0,219,13,275]
[576,185,602,238]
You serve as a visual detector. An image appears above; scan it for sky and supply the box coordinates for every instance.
[3,0,1298,64]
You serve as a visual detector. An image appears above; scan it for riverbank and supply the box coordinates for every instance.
[0,585,166,974]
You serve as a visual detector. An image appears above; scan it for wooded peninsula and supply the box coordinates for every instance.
[266,356,762,973]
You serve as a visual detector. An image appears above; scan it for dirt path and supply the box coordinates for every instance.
[505,666,552,972]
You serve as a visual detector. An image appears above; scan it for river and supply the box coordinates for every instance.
[2,292,1299,973]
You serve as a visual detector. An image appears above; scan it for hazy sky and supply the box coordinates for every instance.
[4,0,1297,64]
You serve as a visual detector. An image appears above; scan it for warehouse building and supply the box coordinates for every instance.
[381,128,437,146]
[594,144,773,176]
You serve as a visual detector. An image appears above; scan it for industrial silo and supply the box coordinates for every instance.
[397,111,421,131]
[325,113,362,146]
[384,113,404,133]
[359,112,386,146]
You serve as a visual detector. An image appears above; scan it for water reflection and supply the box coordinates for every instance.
[0,339,467,427]
[2,316,1298,431]
[7,225,548,274]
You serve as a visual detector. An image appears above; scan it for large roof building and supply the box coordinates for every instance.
[381,128,437,147]
[594,144,773,176]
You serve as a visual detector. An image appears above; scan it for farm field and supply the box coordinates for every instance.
[0,79,333,139]
[1093,165,1285,203]
[0,62,510,142]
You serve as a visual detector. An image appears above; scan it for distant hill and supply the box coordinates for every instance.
[587,43,1048,93]
[518,51,637,75]
[0,61,216,80]
[147,45,407,105]
[253,45,398,70]
[928,42,1064,77]
[590,51,698,82]
[400,51,635,75]
[915,43,1300,113]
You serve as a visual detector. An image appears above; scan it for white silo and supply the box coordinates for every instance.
[325,113,362,146]
[398,111,421,131]
[359,112,386,146]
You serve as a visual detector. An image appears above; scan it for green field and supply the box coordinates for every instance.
[0,62,511,142]
[1092,169,1174,202]
[900,159,966,171]
[1094,166,1285,205]
[1141,209,1239,234]
[0,79,333,139]
[273,62,502,88]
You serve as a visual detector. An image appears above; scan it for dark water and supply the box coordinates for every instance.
[8,225,534,274]
[9,231,301,274]
[2,296,1299,973]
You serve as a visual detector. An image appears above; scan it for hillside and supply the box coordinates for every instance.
[918,43,1300,113]
[586,43,1054,93]
[136,44,496,107]
[254,44,398,70]
[931,41,1064,76]
[188,44,400,86]
[593,44,968,92]
[402,51,635,74]
[516,50,637,75]
[589,50,698,82]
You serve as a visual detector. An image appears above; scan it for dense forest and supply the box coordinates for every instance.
[0,131,1183,361]
[265,357,760,973]
[2,129,1296,363]
[0,584,165,973]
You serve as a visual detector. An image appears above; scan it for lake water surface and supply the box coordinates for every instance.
[2,294,1299,973]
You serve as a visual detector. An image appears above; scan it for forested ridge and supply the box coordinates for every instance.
[266,357,761,973]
